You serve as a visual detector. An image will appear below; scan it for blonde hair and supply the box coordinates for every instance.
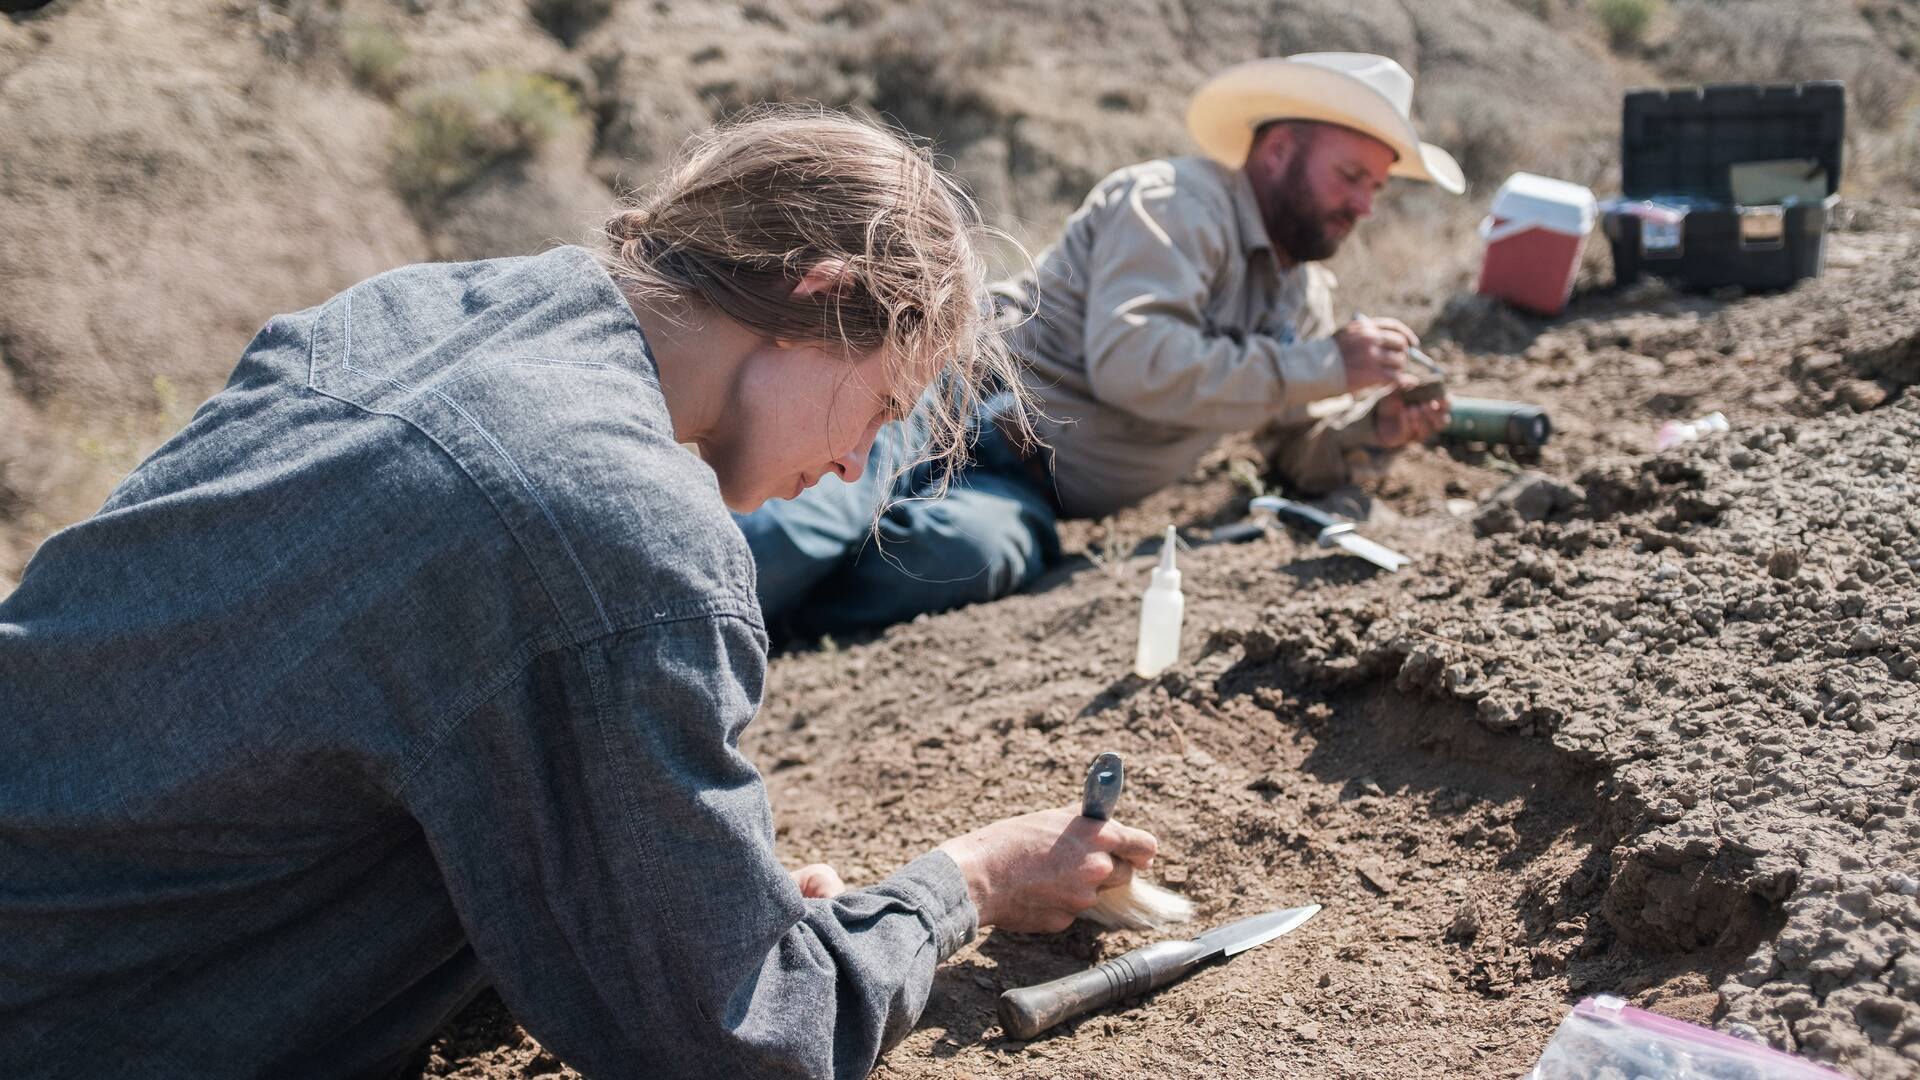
[600,106,1034,498]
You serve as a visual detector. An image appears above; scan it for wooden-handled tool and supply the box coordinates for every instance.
[996,902,1321,1040]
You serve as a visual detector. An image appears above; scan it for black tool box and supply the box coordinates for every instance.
[1604,81,1845,292]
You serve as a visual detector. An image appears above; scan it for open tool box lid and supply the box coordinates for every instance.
[1621,81,1846,204]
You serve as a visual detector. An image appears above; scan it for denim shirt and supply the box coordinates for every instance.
[0,246,976,1079]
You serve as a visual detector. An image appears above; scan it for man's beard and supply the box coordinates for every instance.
[1263,153,1358,263]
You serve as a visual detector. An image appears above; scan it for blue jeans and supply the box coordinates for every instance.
[736,402,1061,637]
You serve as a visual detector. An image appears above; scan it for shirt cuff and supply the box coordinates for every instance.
[1273,337,1346,409]
[878,850,979,960]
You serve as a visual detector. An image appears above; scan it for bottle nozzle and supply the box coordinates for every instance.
[1158,525,1177,572]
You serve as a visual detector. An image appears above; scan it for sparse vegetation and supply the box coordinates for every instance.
[1593,0,1661,51]
[391,71,583,207]
[72,376,189,477]
[721,7,1018,135]
[1423,89,1524,190]
[342,20,409,99]
[247,0,344,64]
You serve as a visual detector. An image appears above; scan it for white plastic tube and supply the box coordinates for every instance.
[1133,526,1184,678]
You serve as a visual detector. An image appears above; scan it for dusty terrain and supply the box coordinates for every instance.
[6,2,1920,1079]
[416,219,1920,1079]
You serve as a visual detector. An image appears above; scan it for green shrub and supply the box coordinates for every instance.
[392,71,582,206]
[342,20,409,98]
[1593,0,1660,51]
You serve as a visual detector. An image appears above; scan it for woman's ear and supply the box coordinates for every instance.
[790,258,853,301]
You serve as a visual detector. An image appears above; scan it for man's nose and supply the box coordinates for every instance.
[1351,187,1375,219]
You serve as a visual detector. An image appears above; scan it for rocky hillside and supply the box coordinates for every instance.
[2,0,1916,586]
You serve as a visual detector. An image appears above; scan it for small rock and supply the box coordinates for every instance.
[1356,858,1396,895]
[1297,1021,1321,1042]
[1473,472,1584,536]
[1833,379,1889,412]
[1766,548,1801,580]
[1447,899,1482,942]
[1849,624,1885,652]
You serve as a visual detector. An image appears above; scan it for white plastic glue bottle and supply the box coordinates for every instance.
[1134,525,1184,678]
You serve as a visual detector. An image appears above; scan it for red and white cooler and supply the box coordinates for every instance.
[1475,172,1597,316]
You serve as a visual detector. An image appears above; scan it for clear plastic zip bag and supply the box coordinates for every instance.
[1529,996,1848,1080]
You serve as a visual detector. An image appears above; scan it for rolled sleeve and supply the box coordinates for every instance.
[869,851,977,959]
[1081,174,1349,430]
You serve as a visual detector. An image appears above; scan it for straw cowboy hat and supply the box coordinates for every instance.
[1187,52,1466,195]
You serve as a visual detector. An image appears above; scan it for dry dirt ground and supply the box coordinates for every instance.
[6,3,1919,1078]
[421,217,1920,1078]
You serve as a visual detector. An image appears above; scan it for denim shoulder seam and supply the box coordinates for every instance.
[310,289,614,638]
[336,288,614,635]
[427,355,618,397]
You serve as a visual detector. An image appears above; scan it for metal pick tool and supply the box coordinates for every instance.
[1354,310,1447,379]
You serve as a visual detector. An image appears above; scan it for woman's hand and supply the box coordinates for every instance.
[936,807,1159,933]
[790,863,847,899]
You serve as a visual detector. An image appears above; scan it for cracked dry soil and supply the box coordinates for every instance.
[425,217,1919,1079]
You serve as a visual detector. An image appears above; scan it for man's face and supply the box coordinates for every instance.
[1247,123,1396,263]
[701,340,920,513]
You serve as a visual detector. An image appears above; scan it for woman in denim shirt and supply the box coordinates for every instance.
[0,110,1158,1079]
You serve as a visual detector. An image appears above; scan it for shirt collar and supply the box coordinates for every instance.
[1230,168,1274,256]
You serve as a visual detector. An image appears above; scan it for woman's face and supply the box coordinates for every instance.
[703,339,920,512]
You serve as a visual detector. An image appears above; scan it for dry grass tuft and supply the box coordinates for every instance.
[1593,0,1662,51]
[342,20,409,99]
[392,71,583,209]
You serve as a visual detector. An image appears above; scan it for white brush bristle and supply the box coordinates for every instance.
[1084,878,1195,931]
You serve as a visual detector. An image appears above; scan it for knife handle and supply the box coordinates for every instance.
[1250,496,1341,539]
[1081,752,1123,821]
[1207,520,1268,545]
[997,939,1209,1040]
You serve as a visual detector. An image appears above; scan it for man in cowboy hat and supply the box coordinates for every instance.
[738,52,1461,637]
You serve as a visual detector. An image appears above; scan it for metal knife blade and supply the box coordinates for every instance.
[996,901,1322,1039]
[1327,531,1411,572]
[1250,496,1413,572]
[1191,902,1321,959]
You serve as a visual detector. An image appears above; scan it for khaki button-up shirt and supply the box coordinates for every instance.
[993,156,1345,519]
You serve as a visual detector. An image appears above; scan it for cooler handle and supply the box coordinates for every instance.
[1478,216,1533,244]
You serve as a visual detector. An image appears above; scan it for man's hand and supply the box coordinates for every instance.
[1334,315,1420,394]
[1374,389,1451,449]
[790,863,847,899]
[936,807,1158,933]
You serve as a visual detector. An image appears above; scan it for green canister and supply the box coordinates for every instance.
[1444,397,1552,447]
